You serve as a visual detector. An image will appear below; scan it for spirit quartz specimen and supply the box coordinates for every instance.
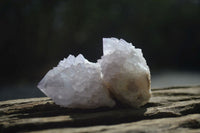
[38,38,151,108]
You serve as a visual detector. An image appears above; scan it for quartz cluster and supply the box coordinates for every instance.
[38,37,151,109]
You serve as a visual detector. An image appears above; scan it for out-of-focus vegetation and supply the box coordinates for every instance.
[0,0,200,85]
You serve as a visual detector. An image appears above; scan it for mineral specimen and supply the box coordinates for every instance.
[38,37,151,109]
[99,38,151,107]
[38,54,116,108]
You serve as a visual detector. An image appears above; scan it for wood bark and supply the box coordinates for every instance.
[0,86,200,133]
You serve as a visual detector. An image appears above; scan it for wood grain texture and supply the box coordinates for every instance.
[0,86,200,133]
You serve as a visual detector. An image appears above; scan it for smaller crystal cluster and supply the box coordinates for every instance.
[38,37,151,109]
[38,54,115,108]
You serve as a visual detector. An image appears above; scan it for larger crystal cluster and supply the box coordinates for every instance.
[38,37,151,109]
[99,38,151,107]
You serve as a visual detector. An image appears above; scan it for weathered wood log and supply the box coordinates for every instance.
[0,86,200,133]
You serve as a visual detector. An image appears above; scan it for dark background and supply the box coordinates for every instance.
[0,0,200,100]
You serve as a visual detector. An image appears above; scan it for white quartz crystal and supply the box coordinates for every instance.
[38,54,115,109]
[99,38,151,108]
[38,37,151,109]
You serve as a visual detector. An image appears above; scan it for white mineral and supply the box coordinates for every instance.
[38,37,151,109]
[99,38,151,107]
[38,54,116,108]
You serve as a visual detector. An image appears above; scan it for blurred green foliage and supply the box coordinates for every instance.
[0,0,200,84]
